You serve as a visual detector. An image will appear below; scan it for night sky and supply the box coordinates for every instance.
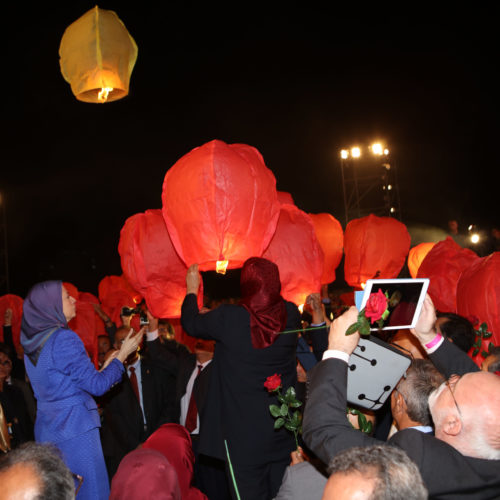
[3,5,498,298]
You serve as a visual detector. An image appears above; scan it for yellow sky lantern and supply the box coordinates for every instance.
[59,6,138,103]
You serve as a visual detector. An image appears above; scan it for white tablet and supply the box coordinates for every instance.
[359,278,429,331]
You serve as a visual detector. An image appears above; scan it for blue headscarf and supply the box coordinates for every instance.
[21,280,68,365]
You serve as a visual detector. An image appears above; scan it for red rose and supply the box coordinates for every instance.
[365,289,388,324]
[264,373,282,392]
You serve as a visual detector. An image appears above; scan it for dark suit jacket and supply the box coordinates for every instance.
[99,356,176,477]
[181,293,301,464]
[302,341,500,499]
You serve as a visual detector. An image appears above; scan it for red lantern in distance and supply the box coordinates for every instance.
[119,209,204,319]
[162,140,280,274]
[456,252,500,366]
[0,294,24,350]
[308,213,344,284]
[407,242,436,279]
[417,237,479,313]
[263,204,323,306]
[344,214,411,290]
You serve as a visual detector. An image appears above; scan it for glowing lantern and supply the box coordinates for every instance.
[98,275,142,329]
[59,6,138,103]
[417,237,479,313]
[277,191,295,206]
[263,204,323,306]
[456,252,500,367]
[308,213,344,284]
[63,283,99,366]
[118,209,204,319]
[0,294,24,350]
[407,242,436,278]
[162,140,280,273]
[344,214,411,290]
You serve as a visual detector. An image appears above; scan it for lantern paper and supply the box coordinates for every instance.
[0,294,24,349]
[162,140,281,272]
[344,214,411,289]
[308,213,344,284]
[407,242,436,279]
[263,204,323,306]
[59,6,138,103]
[98,275,142,328]
[62,282,79,300]
[79,292,106,336]
[277,191,295,206]
[119,209,204,318]
[456,252,500,366]
[417,237,479,313]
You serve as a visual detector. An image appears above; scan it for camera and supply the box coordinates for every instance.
[120,306,149,326]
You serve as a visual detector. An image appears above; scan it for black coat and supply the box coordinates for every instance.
[99,356,176,478]
[181,293,301,464]
[302,340,500,500]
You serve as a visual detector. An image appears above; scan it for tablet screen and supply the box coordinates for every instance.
[360,278,429,330]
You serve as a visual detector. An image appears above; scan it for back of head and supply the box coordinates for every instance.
[240,257,282,301]
[436,312,475,353]
[481,346,500,373]
[110,448,180,500]
[324,445,427,500]
[0,441,75,500]
[397,359,445,426]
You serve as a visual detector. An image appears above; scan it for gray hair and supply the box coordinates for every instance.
[397,359,444,426]
[485,346,500,372]
[0,441,75,499]
[328,445,428,500]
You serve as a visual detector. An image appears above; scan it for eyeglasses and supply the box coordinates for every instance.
[445,374,462,418]
[71,472,84,495]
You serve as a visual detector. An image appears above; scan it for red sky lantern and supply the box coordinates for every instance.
[308,213,344,284]
[162,140,280,274]
[277,191,295,206]
[0,294,24,349]
[344,214,411,290]
[407,242,436,278]
[417,237,480,313]
[263,204,323,306]
[118,209,204,319]
[456,252,499,366]
[98,275,142,329]
[79,292,106,337]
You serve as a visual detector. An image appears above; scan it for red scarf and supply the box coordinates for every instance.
[240,257,287,349]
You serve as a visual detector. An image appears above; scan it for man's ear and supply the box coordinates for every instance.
[440,413,462,436]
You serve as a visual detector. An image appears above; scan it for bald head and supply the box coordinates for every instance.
[429,371,500,459]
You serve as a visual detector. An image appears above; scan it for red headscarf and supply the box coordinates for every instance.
[240,257,287,349]
[109,448,180,500]
[143,424,207,500]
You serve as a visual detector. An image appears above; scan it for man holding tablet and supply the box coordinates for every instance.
[303,294,500,499]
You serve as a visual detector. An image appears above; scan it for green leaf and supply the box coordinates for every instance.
[381,309,390,321]
[269,405,281,418]
[479,322,488,332]
[359,324,371,336]
[290,400,302,408]
[280,404,289,417]
[277,394,286,404]
[474,338,482,348]
[481,351,489,358]
[285,422,297,432]
[291,411,302,426]
[488,342,495,353]
[483,332,492,339]
[285,386,296,402]
[346,322,360,335]
[274,417,285,429]
[472,348,479,356]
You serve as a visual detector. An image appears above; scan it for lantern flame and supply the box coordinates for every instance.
[216,260,229,274]
[98,87,113,102]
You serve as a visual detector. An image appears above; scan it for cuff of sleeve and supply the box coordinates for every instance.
[322,350,350,364]
[311,321,326,327]
[146,329,159,341]
[424,333,444,354]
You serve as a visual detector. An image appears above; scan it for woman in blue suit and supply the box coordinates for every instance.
[21,281,142,499]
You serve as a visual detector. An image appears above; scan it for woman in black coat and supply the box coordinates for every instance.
[181,257,300,500]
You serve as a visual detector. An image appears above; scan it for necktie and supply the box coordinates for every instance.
[129,366,140,402]
[185,364,203,433]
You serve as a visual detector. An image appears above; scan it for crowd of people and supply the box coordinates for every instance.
[0,256,499,499]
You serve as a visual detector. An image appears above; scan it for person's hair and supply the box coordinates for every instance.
[485,346,500,372]
[0,441,75,499]
[0,342,15,363]
[436,312,475,353]
[327,445,427,500]
[397,359,445,426]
